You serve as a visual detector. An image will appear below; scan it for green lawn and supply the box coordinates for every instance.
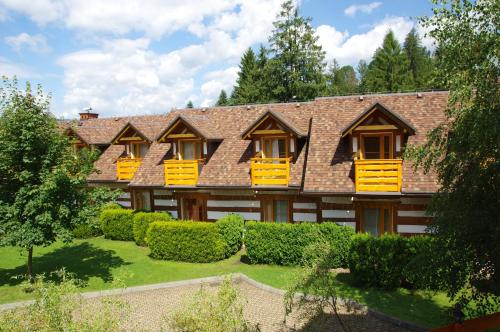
[0,237,452,328]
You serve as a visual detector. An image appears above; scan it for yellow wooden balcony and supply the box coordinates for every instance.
[355,159,402,192]
[116,157,142,181]
[251,157,290,186]
[164,159,200,186]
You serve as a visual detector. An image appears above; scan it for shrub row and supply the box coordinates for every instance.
[147,221,228,262]
[245,222,354,268]
[348,234,433,289]
[133,212,172,246]
[99,209,135,241]
[215,214,244,257]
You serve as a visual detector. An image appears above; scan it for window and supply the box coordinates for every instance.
[262,199,289,222]
[360,205,394,236]
[180,140,201,160]
[134,190,151,211]
[129,143,148,159]
[262,138,288,159]
[360,133,393,159]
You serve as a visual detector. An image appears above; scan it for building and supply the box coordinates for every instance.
[63,91,448,236]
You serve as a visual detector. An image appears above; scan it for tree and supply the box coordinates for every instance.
[267,0,326,102]
[406,0,500,317]
[231,48,259,105]
[186,100,194,108]
[325,60,358,96]
[0,78,118,280]
[357,60,369,93]
[216,90,228,106]
[364,30,413,92]
[403,28,433,89]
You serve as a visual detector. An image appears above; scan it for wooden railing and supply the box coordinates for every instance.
[355,159,402,192]
[251,157,290,186]
[164,159,200,186]
[116,157,142,181]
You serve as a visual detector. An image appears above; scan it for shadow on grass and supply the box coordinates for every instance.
[0,242,129,287]
[334,272,452,328]
[240,254,251,264]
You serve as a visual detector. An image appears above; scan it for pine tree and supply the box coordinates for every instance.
[216,90,228,106]
[186,100,194,108]
[231,48,260,105]
[357,60,369,93]
[403,28,433,89]
[267,0,326,102]
[364,30,413,92]
[326,59,358,95]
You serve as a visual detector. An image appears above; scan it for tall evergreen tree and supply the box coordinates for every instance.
[186,100,194,108]
[357,60,369,93]
[231,48,260,105]
[326,60,358,95]
[267,0,326,102]
[403,28,433,89]
[364,30,413,92]
[216,90,228,106]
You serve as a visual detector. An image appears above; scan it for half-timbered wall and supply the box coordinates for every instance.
[116,190,132,208]
[152,189,178,218]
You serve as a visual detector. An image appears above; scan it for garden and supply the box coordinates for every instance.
[0,205,456,329]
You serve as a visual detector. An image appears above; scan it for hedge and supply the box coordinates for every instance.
[147,221,228,263]
[244,222,354,267]
[100,209,134,241]
[348,233,433,289]
[215,214,244,257]
[133,212,173,246]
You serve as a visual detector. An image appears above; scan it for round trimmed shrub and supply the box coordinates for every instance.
[133,212,172,246]
[215,214,244,257]
[147,221,228,263]
[100,209,134,241]
[316,222,355,267]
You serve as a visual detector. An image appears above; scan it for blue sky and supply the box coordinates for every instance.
[0,1,435,119]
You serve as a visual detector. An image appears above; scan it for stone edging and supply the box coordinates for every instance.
[0,273,428,331]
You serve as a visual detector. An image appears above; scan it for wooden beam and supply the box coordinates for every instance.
[167,133,197,139]
[252,129,286,135]
[354,125,398,131]
[118,136,145,141]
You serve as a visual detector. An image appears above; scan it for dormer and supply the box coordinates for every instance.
[157,115,222,186]
[341,103,416,193]
[111,123,150,181]
[64,127,89,152]
[341,103,416,161]
[241,110,306,162]
[241,110,307,187]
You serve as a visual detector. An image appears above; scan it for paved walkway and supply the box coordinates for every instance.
[1,274,422,332]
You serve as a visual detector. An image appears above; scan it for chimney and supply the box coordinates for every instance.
[79,107,98,120]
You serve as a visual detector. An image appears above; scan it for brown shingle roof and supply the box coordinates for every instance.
[84,91,448,194]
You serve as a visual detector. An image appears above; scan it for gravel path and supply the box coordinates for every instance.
[93,279,412,332]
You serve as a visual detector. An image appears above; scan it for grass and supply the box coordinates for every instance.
[0,237,453,328]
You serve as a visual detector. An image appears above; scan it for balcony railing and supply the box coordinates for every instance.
[355,159,402,192]
[116,157,142,181]
[251,157,290,186]
[164,159,201,186]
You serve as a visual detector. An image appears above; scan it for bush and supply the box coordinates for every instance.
[348,234,434,289]
[73,223,102,239]
[101,202,123,211]
[216,214,244,257]
[245,222,353,267]
[100,209,134,241]
[148,221,228,262]
[133,212,172,246]
[166,276,258,332]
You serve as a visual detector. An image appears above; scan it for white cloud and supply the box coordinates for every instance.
[53,0,282,118]
[317,16,415,67]
[200,67,239,107]
[5,33,51,53]
[0,56,39,78]
[344,2,382,17]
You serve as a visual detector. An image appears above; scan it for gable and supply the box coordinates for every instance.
[341,103,416,137]
[157,117,202,142]
[241,110,306,139]
[112,123,149,145]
